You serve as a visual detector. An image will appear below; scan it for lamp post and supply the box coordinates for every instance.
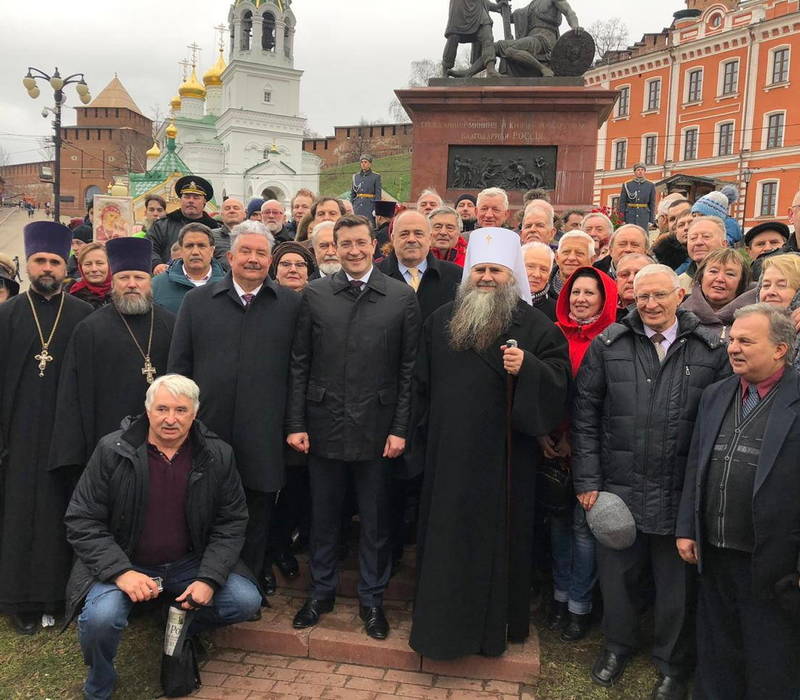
[741,167,753,230]
[22,67,91,222]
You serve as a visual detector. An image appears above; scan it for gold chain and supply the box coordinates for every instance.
[115,307,154,364]
[26,291,65,377]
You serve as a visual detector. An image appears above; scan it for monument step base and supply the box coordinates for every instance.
[274,549,416,602]
[214,591,541,685]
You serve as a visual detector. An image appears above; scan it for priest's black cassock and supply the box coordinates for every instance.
[0,291,92,614]
[409,299,570,659]
[51,303,176,470]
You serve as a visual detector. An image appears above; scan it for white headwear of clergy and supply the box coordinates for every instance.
[462,227,532,305]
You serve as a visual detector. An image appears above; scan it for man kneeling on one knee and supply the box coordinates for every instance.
[64,374,261,700]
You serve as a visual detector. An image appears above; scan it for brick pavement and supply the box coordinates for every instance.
[179,649,538,699]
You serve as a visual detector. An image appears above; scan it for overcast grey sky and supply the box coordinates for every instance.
[0,0,682,165]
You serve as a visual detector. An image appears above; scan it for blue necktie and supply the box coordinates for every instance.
[742,383,761,417]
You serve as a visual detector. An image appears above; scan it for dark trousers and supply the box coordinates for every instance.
[241,489,275,580]
[389,473,422,563]
[308,456,392,607]
[597,531,695,676]
[267,466,310,561]
[694,545,800,699]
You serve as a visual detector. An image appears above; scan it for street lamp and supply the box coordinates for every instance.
[22,67,91,222]
[741,167,753,230]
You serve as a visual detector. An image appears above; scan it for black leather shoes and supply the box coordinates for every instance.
[560,612,591,642]
[546,601,568,631]
[591,649,629,687]
[359,605,389,640]
[262,569,277,596]
[651,674,688,700]
[11,612,39,635]
[292,598,334,629]
[274,552,300,579]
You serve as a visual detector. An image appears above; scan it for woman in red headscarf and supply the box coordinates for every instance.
[68,242,111,309]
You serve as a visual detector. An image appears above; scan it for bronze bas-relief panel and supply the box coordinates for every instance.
[447,145,557,191]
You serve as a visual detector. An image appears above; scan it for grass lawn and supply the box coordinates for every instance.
[319,154,412,202]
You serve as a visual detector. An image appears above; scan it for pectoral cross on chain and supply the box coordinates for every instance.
[142,357,156,385]
[35,346,53,377]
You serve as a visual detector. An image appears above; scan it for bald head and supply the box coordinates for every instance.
[392,209,431,267]
[221,198,246,227]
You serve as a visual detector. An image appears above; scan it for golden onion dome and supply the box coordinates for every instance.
[166,122,178,139]
[178,69,206,100]
[203,51,227,87]
[170,94,182,111]
[146,141,161,158]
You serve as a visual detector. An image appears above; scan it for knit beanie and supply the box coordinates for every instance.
[691,186,742,245]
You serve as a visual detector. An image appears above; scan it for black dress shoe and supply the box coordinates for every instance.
[262,569,277,596]
[591,649,629,687]
[10,612,39,636]
[274,551,300,579]
[560,612,591,642]
[292,598,334,629]
[546,601,568,631]
[359,606,389,640]
[651,674,688,700]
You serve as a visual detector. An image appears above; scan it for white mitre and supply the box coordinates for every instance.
[461,227,532,305]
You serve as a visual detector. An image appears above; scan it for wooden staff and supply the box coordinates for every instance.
[504,338,518,641]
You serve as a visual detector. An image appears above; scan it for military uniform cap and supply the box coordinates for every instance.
[632,162,646,171]
[359,154,373,162]
[175,175,213,200]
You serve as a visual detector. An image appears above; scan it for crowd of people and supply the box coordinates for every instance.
[0,164,799,700]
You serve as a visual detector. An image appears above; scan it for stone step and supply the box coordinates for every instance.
[214,591,541,685]
[273,549,417,602]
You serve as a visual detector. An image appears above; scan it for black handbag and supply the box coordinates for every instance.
[535,457,574,514]
[160,635,201,697]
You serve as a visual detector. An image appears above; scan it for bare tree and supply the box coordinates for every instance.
[38,136,55,162]
[588,18,630,63]
[149,103,165,141]
[338,118,375,164]
[0,144,10,168]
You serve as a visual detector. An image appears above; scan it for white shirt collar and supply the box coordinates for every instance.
[183,264,212,287]
[345,266,373,285]
[398,258,428,277]
[232,278,263,304]
[644,318,679,346]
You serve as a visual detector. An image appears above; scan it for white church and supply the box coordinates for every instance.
[159,0,320,204]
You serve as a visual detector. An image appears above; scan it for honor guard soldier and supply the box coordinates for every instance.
[619,163,657,230]
[350,155,382,225]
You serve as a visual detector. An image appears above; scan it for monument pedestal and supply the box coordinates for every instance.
[395,83,618,210]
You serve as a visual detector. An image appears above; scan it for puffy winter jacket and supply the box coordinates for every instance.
[571,309,730,535]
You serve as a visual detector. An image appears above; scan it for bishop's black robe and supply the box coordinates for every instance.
[0,291,92,613]
[409,300,570,659]
[51,303,175,470]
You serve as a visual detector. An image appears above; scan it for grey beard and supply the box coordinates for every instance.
[319,261,341,275]
[31,275,62,296]
[112,288,153,315]
[448,278,519,352]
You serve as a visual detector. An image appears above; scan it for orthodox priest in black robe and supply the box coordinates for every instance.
[0,222,92,633]
[410,227,570,659]
[51,237,175,471]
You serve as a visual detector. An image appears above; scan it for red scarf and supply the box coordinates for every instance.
[70,266,112,299]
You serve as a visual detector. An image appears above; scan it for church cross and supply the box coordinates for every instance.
[484,233,493,244]
[35,348,53,377]
[142,357,157,385]
[214,23,228,52]
[187,42,202,69]
[178,58,192,81]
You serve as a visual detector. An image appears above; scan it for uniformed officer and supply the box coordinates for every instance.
[350,155,382,224]
[619,163,657,230]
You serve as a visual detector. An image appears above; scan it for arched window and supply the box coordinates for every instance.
[84,185,102,205]
[284,25,291,58]
[241,11,252,51]
[262,12,276,52]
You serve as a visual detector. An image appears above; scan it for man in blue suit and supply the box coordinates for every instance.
[677,303,800,700]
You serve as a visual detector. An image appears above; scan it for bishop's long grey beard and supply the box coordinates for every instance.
[112,289,153,315]
[448,278,518,352]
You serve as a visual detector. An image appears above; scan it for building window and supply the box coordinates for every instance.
[263,90,271,103]
[683,128,698,160]
[718,122,734,156]
[771,48,790,84]
[721,60,739,95]
[644,135,657,165]
[646,79,661,111]
[766,113,785,148]
[687,69,702,102]
[760,181,778,217]
[614,140,627,170]
[617,86,630,117]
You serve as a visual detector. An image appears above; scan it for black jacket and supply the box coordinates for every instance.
[286,268,421,461]
[63,415,250,624]
[147,209,220,269]
[168,275,301,492]
[572,309,730,535]
[377,252,461,320]
[677,370,800,598]
[593,254,614,277]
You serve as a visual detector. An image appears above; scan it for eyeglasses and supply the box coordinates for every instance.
[635,289,679,304]
[277,261,307,269]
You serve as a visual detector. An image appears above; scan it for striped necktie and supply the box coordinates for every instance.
[242,293,254,307]
[741,383,761,417]
[650,332,666,363]
[408,267,420,292]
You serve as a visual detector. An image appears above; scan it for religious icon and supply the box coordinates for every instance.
[93,195,135,243]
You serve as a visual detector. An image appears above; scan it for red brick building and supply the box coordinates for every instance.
[59,76,152,217]
[585,0,800,230]
[303,122,413,168]
[0,161,54,206]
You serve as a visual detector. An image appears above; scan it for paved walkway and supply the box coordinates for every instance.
[0,207,51,290]
[183,650,538,699]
